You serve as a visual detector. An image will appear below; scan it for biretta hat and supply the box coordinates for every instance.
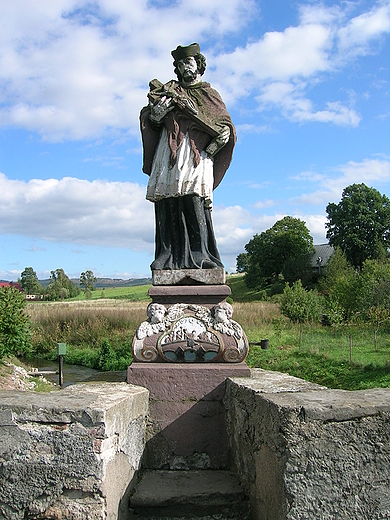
[171,43,200,61]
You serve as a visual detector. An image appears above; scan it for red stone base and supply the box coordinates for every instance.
[148,284,231,307]
[127,362,251,470]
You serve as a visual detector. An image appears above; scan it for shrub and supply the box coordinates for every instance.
[0,287,32,360]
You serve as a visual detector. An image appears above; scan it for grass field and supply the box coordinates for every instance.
[71,284,151,301]
[25,277,390,390]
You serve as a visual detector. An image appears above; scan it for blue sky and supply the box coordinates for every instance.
[1,0,390,281]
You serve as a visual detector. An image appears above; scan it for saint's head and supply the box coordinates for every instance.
[171,43,206,86]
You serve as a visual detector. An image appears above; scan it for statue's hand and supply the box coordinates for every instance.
[149,96,174,123]
[205,125,230,157]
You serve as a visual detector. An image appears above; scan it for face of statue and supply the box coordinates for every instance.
[150,306,165,324]
[176,56,200,85]
[214,306,230,324]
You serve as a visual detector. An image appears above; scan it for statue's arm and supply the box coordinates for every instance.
[205,125,230,158]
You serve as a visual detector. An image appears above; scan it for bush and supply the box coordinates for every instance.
[0,287,32,360]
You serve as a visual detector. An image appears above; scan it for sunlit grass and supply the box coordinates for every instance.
[25,287,390,389]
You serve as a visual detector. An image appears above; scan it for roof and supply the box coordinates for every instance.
[310,244,334,268]
[0,282,23,291]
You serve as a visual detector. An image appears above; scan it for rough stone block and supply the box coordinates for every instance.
[0,383,149,520]
[224,369,390,520]
[152,268,226,286]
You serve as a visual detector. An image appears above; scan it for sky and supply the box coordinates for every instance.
[1,0,390,281]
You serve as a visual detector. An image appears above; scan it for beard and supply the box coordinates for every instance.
[182,69,198,83]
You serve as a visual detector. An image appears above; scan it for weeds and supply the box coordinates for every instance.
[25,298,390,389]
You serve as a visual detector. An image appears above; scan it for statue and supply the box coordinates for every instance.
[140,43,236,270]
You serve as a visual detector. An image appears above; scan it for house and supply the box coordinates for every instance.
[0,281,23,292]
[310,244,334,275]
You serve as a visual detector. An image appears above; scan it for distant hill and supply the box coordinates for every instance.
[38,277,152,288]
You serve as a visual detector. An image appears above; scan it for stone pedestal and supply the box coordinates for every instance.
[148,284,231,307]
[127,363,251,470]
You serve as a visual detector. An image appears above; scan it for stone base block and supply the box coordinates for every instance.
[0,383,149,520]
[152,268,226,286]
[127,363,250,470]
[148,284,231,307]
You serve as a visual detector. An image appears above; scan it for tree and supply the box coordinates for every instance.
[236,253,249,273]
[356,259,390,350]
[0,287,32,359]
[280,280,321,349]
[79,270,97,295]
[243,217,314,288]
[319,248,358,322]
[326,183,390,269]
[47,269,80,300]
[19,267,42,295]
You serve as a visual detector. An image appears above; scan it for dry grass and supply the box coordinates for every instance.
[27,299,149,354]
[233,301,281,329]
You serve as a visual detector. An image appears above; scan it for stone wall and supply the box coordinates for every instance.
[224,369,390,520]
[0,382,149,520]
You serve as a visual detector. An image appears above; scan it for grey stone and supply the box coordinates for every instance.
[152,268,226,286]
[224,370,390,520]
[0,383,149,520]
[130,470,249,519]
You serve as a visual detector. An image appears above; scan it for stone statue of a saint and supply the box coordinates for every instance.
[140,43,236,270]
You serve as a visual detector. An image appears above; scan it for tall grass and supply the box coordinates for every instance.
[26,298,390,389]
[26,300,148,369]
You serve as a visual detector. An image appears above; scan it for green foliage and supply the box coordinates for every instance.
[326,183,390,269]
[319,248,358,322]
[19,267,42,295]
[281,280,321,325]
[243,217,314,289]
[47,269,80,300]
[79,270,97,294]
[98,339,118,371]
[236,253,249,273]
[0,287,32,359]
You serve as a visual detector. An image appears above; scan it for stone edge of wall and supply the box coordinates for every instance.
[224,369,390,520]
[0,382,149,520]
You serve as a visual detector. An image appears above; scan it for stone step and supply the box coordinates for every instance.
[129,470,249,519]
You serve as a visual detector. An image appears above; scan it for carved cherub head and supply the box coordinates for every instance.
[212,301,233,324]
[147,303,166,324]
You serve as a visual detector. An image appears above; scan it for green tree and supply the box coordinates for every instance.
[280,280,321,349]
[326,183,390,269]
[356,259,390,350]
[0,287,32,359]
[236,253,249,273]
[47,269,80,300]
[19,267,42,295]
[244,217,314,288]
[79,270,97,296]
[319,248,358,322]
[98,339,117,371]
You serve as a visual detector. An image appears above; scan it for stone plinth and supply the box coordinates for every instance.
[0,383,149,520]
[127,363,251,470]
[152,268,226,286]
[148,284,231,307]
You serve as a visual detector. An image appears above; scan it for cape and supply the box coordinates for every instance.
[140,80,236,190]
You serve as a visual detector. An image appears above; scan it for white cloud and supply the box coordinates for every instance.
[0,1,388,140]
[0,0,255,140]
[292,158,390,209]
[0,173,154,251]
[337,3,390,57]
[210,1,389,126]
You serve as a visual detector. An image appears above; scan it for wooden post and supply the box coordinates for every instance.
[57,343,66,388]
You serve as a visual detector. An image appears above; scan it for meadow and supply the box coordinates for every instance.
[25,279,390,390]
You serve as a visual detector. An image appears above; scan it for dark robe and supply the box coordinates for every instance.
[140,81,236,270]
